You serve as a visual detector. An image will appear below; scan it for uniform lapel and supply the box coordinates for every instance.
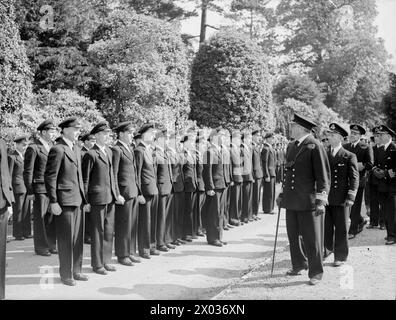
[60,138,77,166]
[93,145,108,164]
[118,141,133,161]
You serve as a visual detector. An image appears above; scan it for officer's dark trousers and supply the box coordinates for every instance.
[348,187,365,235]
[55,206,84,280]
[84,208,91,242]
[0,207,8,300]
[138,195,158,255]
[115,197,139,258]
[324,205,350,261]
[174,192,185,240]
[157,194,171,247]
[165,193,175,244]
[194,191,205,234]
[262,177,275,213]
[204,189,225,244]
[379,192,396,240]
[252,178,262,217]
[12,193,31,238]
[286,210,324,279]
[369,184,384,227]
[33,194,56,254]
[229,183,242,222]
[90,203,115,268]
[183,191,197,238]
[241,181,252,222]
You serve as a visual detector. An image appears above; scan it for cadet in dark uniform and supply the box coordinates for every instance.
[371,125,396,245]
[134,123,159,258]
[79,133,96,244]
[229,130,243,226]
[0,138,14,300]
[323,123,359,266]
[194,131,207,236]
[220,129,234,229]
[344,124,374,239]
[276,113,330,285]
[83,122,121,274]
[8,135,31,240]
[241,131,254,223]
[24,120,58,256]
[44,117,88,286]
[112,122,144,266]
[203,128,227,247]
[261,132,276,214]
[251,128,263,220]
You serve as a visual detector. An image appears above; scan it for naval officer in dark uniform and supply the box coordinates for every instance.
[1,138,14,300]
[276,113,330,285]
[323,123,359,266]
[44,117,88,286]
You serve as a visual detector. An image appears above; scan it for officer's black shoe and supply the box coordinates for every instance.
[36,251,51,256]
[93,267,108,275]
[385,238,396,245]
[208,240,223,247]
[104,264,117,272]
[166,243,176,249]
[129,255,141,263]
[73,273,89,281]
[49,249,58,254]
[61,278,76,286]
[118,257,134,266]
[140,253,151,259]
[15,236,25,241]
[150,249,160,255]
[157,246,169,252]
[286,265,308,276]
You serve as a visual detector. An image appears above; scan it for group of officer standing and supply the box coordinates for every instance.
[0,117,285,294]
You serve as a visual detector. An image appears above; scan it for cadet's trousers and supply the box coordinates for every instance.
[0,207,8,300]
[222,186,231,228]
[90,203,115,268]
[204,189,225,244]
[229,182,242,222]
[194,191,205,234]
[378,192,396,240]
[252,178,262,217]
[55,206,84,280]
[324,205,350,261]
[262,177,276,214]
[286,209,324,279]
[138,195,158,255]
[165,193,175,244]
[173,192,185,241]
[32,193,56,254]
[12,193,32,238]
[241,181,253,222]
[348,187,365,235]
[115,197,139,258]
[183,191,197,239]
[156,193,172,247]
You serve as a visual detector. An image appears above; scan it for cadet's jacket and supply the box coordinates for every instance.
[23,138,51,195]
[82,144,117,205]
[182,149,198,193]
[230,143,243,183]
[8,150,26,195]
[252,143,263,180]
[194,150,205,192]
[221,145,233,185]
[80,146,89,159]
[155,146,173,196]
[261,143,276,179]
[241,143,254,182]
[112,141,140,200]
[44,138,86,207]
[0,139,14,209]
[134,142,158,196]
[343,141,374,187]
[203,143,226,191]
[376,142,396,193]
[167,147,184,193]
[327,147,359,206]
[282,135,331,211]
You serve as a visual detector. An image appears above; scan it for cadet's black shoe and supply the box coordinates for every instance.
[333,261,345,267]
[157,246,169,252]
[140,253,151,259]
[49,249,58,254]
[220,241,228,245]
[309,278,321,285]
[385,238,396,245]
[104,264,117,272]
[24,235,33,239]
[150,249,160,255]
[61,278,76,286]
[380,225,386,230]
[36,251,51,256]
[366,224,377,229]
[177,239,186,244]
[208,240,223,247]
[93,267,108,275]
[166,244,176,249]
[348,234,356,240]
[227,224,234,228]
[129,255,141,263]
[182,237,193,242]
[264,211,275,215]
[223,226,230,230]
[171,241,181,246]
[197,231,205,237]
[15,236,25,241]
[118,257,134,266]
[73,273,89,281]
[84,238,91,244]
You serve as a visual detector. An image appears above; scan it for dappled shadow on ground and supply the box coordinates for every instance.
[168,267,243,279]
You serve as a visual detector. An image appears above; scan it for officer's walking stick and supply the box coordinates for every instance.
[270,204,282,277]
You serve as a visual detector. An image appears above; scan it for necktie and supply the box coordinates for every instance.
[294,140,299,147]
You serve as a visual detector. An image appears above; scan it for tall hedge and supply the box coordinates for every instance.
[189,30,274,130]
[88,10,190,129]
[0,0,32,115]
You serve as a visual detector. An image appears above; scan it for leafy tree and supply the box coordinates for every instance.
[383,73,396,132]
[190,29,274,131]
[88,10,190,130]
[0,0,32,115]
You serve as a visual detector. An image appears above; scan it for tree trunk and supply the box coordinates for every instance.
[200,0,207,44]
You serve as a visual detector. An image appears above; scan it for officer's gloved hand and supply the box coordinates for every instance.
[315,205,325,216]
[276,193,283,207]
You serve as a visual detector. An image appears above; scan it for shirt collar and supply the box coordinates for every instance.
[352,140,360,148]
[384,139,392,150]
[16,150,24,159]
[62,136,74,150]
[297,134,310,146]
[332,143,342,155]
[118,140,131,150]
[96,143,107,154]
[38,137,50,151]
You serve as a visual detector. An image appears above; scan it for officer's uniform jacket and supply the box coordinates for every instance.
[327,146,359,206]
[282,135,331,211]
[343,141,374,187]
[0,139,14,209]
[375,142,396,194]
[134,142,158,196]
[203,143,226,191]
[8,150,26,195]
[230,143,243,183]
[154,145,173,196]
[111,141,141,200]
[261,142,276,179]
[44,137,86,207]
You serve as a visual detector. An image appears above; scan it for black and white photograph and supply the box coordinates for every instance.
[0,0,395,304]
